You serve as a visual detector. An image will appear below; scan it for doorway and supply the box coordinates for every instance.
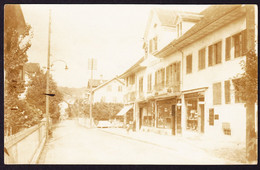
[199,104,205,133]
[171,105,176,135]
[139,108,143,129]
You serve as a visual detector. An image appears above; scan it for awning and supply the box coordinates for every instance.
[116,105,133,116]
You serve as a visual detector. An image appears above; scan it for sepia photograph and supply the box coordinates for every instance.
[3,4,258,165]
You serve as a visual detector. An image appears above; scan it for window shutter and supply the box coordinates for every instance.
[242,29,247,55]
[213,82,221,105]
[155,71,157,86]
[225,80,231,104]
[176,62,180,82]
[208,46,213,66]
[186,55,192,74]
[149,39,152,53]
[225,37,231,61]
[216,41,222,64]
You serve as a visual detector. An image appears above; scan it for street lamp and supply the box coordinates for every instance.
[45,10,68,140]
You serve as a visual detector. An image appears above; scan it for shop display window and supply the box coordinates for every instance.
[186,99,198,131]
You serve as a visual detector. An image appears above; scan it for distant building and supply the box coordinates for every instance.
[92,77,124,104]
[120,5,257,142]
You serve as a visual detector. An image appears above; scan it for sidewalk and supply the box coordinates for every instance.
[99,128,246,164]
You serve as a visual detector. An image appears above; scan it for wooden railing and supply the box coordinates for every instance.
[4,121,47,164]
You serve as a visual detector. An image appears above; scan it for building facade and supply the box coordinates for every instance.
[120,5,257,142]
[92,77,124,104]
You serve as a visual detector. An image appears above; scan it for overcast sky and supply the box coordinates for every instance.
[21,5,209,88]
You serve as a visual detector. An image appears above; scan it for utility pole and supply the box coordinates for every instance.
[46,9,51,140]
[88,58,96,128]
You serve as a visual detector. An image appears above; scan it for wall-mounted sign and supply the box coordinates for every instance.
[209,108,214,126]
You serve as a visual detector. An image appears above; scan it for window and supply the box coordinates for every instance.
[208,41,222,66]
[198,48,206,70]
[225,37,231,61]
[226,30,247,60]
[166,62,181,91]
[222,122,231,135]
[118,86,122,92]
[233,30,247,58]
[224,80,231,104]
[177,22,182,37]
[149,36,158,53]
[128,74,135,85]
[147,74,152,92]
[213,82,221,105]
[139,77,143,93]
[186,55,192,74]
[107,85,112,92]
[155,68,165,90]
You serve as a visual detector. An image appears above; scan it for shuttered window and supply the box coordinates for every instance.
[224,80,231,104]
[198,48,206,70]
[186,55,192,74]
[209,41,222,66]
[213,82,221,105]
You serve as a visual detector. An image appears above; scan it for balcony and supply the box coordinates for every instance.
[153,81,180,96]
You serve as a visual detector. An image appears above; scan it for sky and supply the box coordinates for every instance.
[20,5,209,88]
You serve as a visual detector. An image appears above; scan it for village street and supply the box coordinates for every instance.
[38,119,244,164]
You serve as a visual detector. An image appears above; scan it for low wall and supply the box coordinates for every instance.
[4,122,46,164]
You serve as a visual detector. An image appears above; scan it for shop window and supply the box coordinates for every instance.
[186,54,192,74]
[225,80,231,104]
[213,82,221,105]
[222,122,231,135]
[198,48,206,70]
[209,108,214,126]
[208,41,222,66]
[186,99,198,131]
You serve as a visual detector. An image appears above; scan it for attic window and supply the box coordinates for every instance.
[154,24,157,28]
[177,22,182,37]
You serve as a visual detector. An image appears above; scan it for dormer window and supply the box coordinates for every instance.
[149,36,158,53]
[177,22,182,37]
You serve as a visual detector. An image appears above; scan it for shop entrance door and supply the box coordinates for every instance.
[171,105,176,135]
[199,104,205,133]
[139,108,143,129]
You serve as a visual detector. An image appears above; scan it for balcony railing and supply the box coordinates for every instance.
[154,81,180,94]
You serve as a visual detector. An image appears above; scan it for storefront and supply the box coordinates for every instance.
[184,91,205,133]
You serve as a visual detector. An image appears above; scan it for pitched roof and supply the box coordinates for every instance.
[24,63,40,73]
[155,5,245,58]
[153,8,202,27]
[87,79,107,88]
[93,77,124,92]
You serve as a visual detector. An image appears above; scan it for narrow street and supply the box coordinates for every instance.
[38,119,230,164]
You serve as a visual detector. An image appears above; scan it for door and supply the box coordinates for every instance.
[199,104,205,133]
[171,105,176,135]
[139,108,143,129]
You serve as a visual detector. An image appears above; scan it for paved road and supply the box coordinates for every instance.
[38,120,219,164]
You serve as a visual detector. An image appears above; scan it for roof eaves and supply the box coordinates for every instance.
[155,5,243,58]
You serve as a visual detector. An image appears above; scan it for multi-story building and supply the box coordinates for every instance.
[120,5,257,142]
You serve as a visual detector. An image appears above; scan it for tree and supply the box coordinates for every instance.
[233,5,257,163]
[4,5,32,135]
[26,69,64,124]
